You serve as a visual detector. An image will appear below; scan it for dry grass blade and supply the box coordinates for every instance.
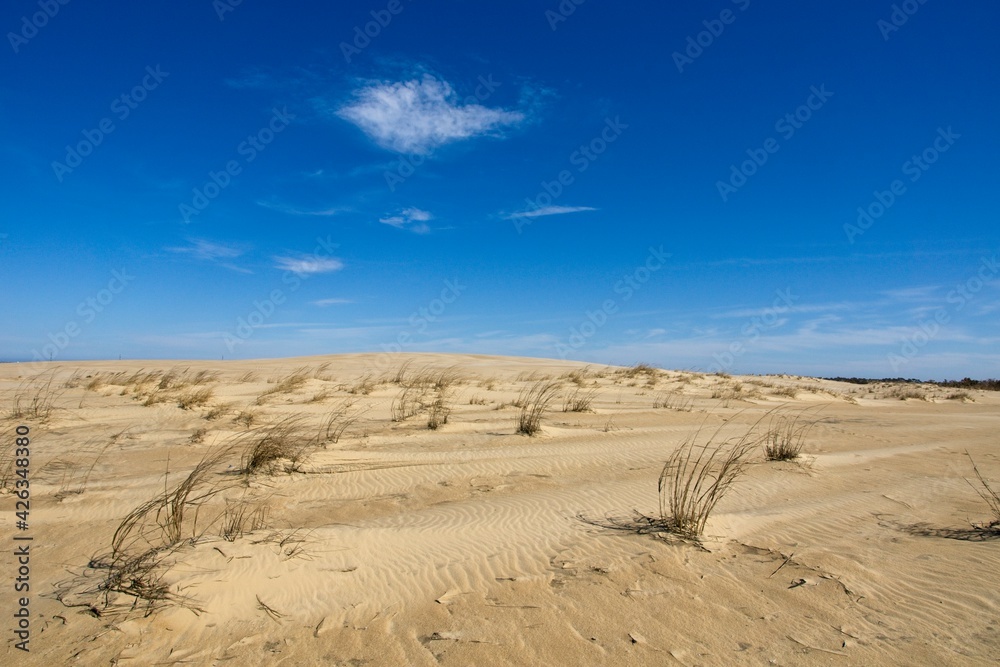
[516,379,562,435]
[965,451,1000,532]
[220,494,270,541]
[319,399,365,444]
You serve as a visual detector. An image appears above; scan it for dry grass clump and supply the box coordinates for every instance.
[657,420,758,539]
[7,371,62,421]
[388,367,460,425]
[391,384,425,422]
[220,494,270,542]
[204,403,232,421]
[946,391,972,402]
[348,374,377,395]
[468,395,489,405]
[392,360,413,385]
[561,366,592,387]
[177,387,214,410]
[762,408,820,461]
[516,379,562,435]
[618,363,659,379]
[0,427,16,493]
[711,384,746,407]
[78,447,245,614]
[770,386,797,399]
[318,399,363,445]
[653,390,693,412]
[427,394,451,430]
[239,417,312,475]
[562,388,598,412]
[965,452,1000,534]
[255,368,310,404]
[887,386,926,401]
[233,408,259,428]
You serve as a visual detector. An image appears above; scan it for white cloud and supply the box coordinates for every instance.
[337,75,525,154]
[380,207,433,234]
[166,239,251,273]
[273,255,344,275]
[257,200,344,216]
[506,205,598,219]
[312,298,353,307]
[167,238,243,261]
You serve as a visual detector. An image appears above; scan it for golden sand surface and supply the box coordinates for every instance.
[1,354,998,665]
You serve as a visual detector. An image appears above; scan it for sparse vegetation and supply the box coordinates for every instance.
[762,409,819,461]
[177,387,214,410]
[255,368,309,404]
[427,393,451,430]
[965,452,1000,534]
[348,374,377,395]
[516,379,562,435]
[318,399,363,445]
[233,408,258,428]
[562,388,597,412]
[220,494,270,542]
[239,417,311,475]
[888,387,926,401]
[204,403,232,421]
[7,371,62,421]
[657,419,758,539]
[653,390,692,412]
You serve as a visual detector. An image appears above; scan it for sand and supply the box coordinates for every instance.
[1,353,998,665]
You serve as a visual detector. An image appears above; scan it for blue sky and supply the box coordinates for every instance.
[1,0,998,379]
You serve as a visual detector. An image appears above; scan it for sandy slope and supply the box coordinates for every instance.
[1,354,998,666]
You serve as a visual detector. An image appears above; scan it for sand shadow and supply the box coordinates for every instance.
[575,511,707,549]
[889,519,1000,542]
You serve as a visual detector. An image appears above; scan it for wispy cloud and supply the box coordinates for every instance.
[312,298,353,307]
[336,74,525,154]
[380,207,433,234]
[506,205,598,219]
[166,239,251,273]
[273,255,344,275]
[257,200,345,216]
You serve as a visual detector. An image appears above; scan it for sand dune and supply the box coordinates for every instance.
[1,354,998,665]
